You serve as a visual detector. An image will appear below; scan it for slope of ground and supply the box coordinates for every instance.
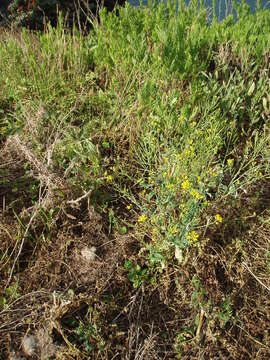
[0,2,270,359]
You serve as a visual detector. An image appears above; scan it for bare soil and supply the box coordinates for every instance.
[1,140,270,359]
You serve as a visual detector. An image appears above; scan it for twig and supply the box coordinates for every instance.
[243,262,270,293]
[5,204,40,288]
[236,324,270,352]
[196,308,205,339]
[67,189,92,205]
[0,290,49,314]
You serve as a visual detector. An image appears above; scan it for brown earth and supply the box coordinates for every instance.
[0,139,270,359]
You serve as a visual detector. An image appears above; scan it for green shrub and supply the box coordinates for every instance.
[7,0,125,29]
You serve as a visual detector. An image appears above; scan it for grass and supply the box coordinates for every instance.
[0,1,270,358]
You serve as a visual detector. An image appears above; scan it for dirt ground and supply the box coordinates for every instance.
[1,135,270,359]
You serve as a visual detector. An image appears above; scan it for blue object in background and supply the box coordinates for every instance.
[128,0,270,21]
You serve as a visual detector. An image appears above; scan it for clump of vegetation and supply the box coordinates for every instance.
[0,1,270,358]
[5,0,125,29]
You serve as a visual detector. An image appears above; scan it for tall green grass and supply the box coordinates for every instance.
[91,2,270,263]
[0,1,269,266]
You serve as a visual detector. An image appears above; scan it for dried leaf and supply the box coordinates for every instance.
[248,82,255,96]
[263,97,268,112]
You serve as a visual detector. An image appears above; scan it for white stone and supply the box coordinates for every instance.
[81,246,97,261]
[175,246,183,263]
[22,335,37,356]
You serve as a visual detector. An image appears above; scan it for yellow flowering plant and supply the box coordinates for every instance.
[138,214,147,224]
[215,214,223,223]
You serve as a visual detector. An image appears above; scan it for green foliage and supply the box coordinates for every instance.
[76,316,105,354]
[0,283,20,310]
[217,297,233,327]
[191,275,207,308]
[124,260,149,288]
[1,0,269,274]
[1,2,270,357]
[90,2,270,267]
[265,251,270,272]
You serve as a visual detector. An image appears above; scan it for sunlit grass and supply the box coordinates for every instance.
[0,1,270,357]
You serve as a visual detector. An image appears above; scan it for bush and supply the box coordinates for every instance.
[7,0,125,29]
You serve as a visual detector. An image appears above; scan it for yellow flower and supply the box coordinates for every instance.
[187,230,199,244]
[227,159,234,167]
[178,115,185,123]
[179,203,186,210]
[139,189,146,197]
[126,204,133,210]
[138,214,147,223]
[181,179,190,191]
[190,189,203,200]
[215,214,223,223]
[168,224,178,235]
[152,227,158,234]
[106,175,113,183]
[177,153,182,161]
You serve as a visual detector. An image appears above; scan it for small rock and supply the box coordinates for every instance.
[22,335,37,356]
[175,246,183,263]
[36,328,58,360]
[81,246,97,261]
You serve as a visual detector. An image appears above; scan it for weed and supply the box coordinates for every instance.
[217,297,233,327]
[124,260,149,288]
[0,1,270,358]
[0,283,20,309]
[76,316,105,355]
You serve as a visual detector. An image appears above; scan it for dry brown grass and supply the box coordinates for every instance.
[1,135,270,359]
